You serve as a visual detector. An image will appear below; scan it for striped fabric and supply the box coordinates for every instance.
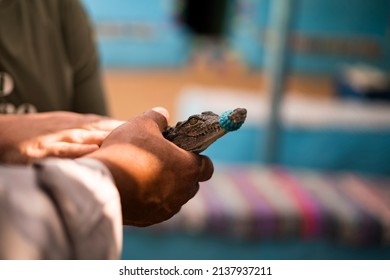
[148,165,390,245]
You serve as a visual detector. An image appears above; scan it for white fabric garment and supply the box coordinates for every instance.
[0,158,122,259]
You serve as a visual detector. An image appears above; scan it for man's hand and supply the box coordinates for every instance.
[0,112,124,164]
[86,108,214,227]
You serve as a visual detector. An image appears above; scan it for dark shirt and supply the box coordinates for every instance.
[0,0,108,115]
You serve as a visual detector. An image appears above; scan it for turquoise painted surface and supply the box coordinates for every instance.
[80,0,390,70]
[202,126,390,176]
[121,229,390,259]
[228,0,270,68]
[229,0,390,72]
[81,0,189,67]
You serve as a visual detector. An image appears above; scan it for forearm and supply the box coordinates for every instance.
[0,112,122,164]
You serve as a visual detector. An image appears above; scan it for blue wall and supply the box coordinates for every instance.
[81,0,189,68]
[81,0,390,72]
[202,125,390,176]
[229,0,390,73]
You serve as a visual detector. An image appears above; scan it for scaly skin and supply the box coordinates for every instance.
[163,108,247,153]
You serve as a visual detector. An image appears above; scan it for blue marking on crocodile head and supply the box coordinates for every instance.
[219,109,245,132]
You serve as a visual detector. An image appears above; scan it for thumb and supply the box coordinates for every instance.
[142,107,169,133]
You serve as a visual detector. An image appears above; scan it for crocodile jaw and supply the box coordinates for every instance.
[178,127,227,153]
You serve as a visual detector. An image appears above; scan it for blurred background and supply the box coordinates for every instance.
[81,0,390,259]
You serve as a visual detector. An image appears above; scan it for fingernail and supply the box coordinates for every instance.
[152,107,170,120]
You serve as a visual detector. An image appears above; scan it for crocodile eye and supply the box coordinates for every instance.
[188,117,198,125]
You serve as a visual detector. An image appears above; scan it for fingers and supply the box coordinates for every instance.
[45,142,100,158]
[52,112,124,132]
[197,155,214,182]
[47,129,110,145]
[26,129,110,159]
[25,141,100,159]
[145,106,214,182]
[84,119,125,131]
[188,154,214,182]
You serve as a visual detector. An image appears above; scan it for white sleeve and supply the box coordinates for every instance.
[0,158,122,260]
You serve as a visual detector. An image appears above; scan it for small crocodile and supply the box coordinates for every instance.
[163,108,247,153]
